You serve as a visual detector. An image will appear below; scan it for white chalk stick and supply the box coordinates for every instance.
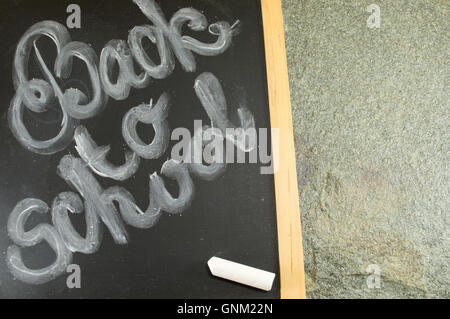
[207,257,276,291]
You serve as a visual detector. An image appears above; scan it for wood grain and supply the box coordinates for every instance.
[260,0,306,299]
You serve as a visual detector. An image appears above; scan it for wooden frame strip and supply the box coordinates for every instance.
[261,0,306,299]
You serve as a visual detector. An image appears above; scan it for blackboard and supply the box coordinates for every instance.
[0,0,304,299]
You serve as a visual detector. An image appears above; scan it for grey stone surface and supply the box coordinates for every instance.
[282,0,449,298]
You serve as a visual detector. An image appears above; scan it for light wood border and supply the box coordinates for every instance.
[261,0,306,299]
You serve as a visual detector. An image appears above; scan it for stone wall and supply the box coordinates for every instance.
[282,0,449,298]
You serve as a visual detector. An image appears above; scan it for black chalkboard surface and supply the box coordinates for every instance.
[0,0,280,298]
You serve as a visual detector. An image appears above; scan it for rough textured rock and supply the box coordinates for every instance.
[281,0,449,298]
